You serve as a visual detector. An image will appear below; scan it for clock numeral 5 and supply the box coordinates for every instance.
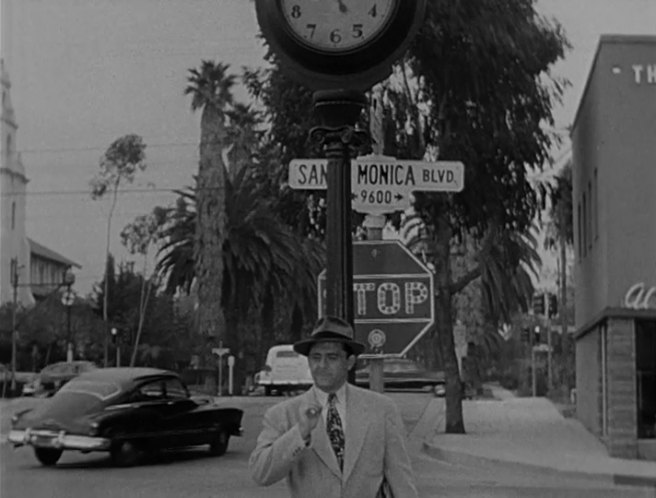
[352,24,364,38]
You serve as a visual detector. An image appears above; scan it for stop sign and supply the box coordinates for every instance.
[318,240,435,356]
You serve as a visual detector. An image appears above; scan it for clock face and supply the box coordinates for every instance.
[280,0,396,53]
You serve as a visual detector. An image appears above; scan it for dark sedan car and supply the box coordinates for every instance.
[9,367,243,467]
[355,358,445,396]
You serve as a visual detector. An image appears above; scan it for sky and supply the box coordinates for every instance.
[2,0,655,296]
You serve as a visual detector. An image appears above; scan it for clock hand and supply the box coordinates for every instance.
[336,0,348,13]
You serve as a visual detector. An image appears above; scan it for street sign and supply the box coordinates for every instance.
[61,290,75,306]
[289,156,464,191]
[212,348,230,357]
[289,156,464,215]
[318,240,434,356]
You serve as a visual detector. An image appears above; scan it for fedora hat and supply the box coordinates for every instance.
[293,316,365,356]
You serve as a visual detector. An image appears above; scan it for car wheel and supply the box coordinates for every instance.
[34,447,63,466]
[208,430,229,456]
[433,385,446,397]
[110,440,141,467]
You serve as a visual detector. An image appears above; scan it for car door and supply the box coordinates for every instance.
[160,377,203,447]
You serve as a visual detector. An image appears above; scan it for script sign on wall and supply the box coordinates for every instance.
[318,240,435,356]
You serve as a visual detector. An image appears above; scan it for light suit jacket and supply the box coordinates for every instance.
[249,384,418,498]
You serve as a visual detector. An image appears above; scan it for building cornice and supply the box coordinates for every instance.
[575,306,656,339]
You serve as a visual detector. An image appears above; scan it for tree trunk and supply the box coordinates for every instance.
[195,103,227,358]
[433,213,465,433]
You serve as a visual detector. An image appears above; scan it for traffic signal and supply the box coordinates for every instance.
[521,327,530,343]
[548,293,558,318]
[532,293,545,316]
[534,325,541,343]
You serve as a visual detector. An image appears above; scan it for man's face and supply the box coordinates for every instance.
[308,341,355,394]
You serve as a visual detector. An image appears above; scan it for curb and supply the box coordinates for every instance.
[421,441,656,489]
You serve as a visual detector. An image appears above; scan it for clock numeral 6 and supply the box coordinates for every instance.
[330,29,342,44]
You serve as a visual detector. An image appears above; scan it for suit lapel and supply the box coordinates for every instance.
[306,389,342,478]
[342,384,369,482]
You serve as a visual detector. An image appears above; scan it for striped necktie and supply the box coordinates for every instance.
[326,393,345,471]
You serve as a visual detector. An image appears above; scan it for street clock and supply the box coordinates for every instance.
[255,0,426,91]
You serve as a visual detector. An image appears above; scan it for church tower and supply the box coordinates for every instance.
[1,59,32,305]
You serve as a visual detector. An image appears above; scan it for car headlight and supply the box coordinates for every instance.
[88,422,100,436]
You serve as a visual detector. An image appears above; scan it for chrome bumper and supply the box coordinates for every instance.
[9,429,111,451]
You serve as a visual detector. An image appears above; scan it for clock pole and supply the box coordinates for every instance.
[310,90,369,328]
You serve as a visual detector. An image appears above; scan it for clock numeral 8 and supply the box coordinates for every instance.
[290,5,301,18]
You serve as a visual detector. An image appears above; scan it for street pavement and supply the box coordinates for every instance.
[421,384,656,491]
[2,385,655,493]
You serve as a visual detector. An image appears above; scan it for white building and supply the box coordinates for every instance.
[1,59,79,307]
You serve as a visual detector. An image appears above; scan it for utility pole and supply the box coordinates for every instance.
[10,257,19,393]
[546,294,553,393]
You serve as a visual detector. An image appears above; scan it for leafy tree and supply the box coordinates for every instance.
[90,134,146,366]
[120,208,167,366]
[93,260,189,368]
[249,0,569,433]
[184,61,235,348]
[395,0,568,432]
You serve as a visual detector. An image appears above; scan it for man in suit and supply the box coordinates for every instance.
[249,316,418,498]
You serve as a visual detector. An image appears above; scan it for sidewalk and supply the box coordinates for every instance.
[421,384,656,489]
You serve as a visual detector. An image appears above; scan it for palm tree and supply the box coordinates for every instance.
[184,61,236,354]
[226,103,262,179]
[155,170,324,391]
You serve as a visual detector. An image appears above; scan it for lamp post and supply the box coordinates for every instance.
[111,328,120,367]
[62,268,76,362]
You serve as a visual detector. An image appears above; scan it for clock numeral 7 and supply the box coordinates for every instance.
[306,24,316,39]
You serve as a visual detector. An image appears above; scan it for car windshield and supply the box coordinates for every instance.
[384,361,420,373]
[59,379,121,400]
[276,350,299,358]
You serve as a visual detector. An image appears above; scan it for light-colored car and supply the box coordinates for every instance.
[22,361,98,397]
[254,345,313,396]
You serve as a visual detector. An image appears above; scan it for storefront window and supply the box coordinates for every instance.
[636,320,656,438]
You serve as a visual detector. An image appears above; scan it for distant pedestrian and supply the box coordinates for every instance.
[249,316,418,498]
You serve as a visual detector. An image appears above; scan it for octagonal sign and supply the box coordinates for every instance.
[318,240,435,356]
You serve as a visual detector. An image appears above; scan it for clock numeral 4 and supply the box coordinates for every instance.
[369,4,377,17]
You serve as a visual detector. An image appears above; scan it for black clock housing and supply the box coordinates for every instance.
[255,0,427,91]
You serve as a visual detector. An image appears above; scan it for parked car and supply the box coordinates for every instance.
[254,344,313,396]
[355,358,446,396]
[22,361,99,397]
[9,367,243,467]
